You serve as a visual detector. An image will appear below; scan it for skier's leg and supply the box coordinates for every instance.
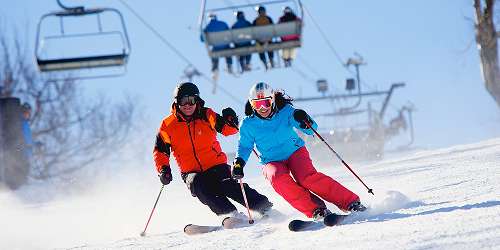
[211,57,219,72]
[186,170,237,215]
[223,179,273,214]
[212,164,273,213]
[263,161,325,218]
[238,55,245,73]
[225,56,233,74]
[288,147,359,211]
[258,52,267,69]
[245,54,252,70]
[268,50,275,68]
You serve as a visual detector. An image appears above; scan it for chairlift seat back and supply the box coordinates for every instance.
[205,21,301,46]
[204,21,301,57]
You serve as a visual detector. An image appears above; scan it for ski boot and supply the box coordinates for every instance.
[312,207,332,221]
[313,207,346,226]
[348,201,367,212]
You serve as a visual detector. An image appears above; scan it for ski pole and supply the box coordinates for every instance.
[228,121,258,224]
[238,179,255,224]
[304,121,375,195]
[140,185,164,237]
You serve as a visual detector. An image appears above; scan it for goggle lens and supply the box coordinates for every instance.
[179,96,197,106]
[251,98,272,110]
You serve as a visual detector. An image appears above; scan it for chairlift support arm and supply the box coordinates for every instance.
[379,82,405,119]
[295,83,405,119]
[57,0,84,13]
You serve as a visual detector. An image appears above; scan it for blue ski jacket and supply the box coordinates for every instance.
[236,104,318,164]
[232,17,252,47]
[201,19,231,51]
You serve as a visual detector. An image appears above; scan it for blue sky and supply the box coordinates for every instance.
[3,0,500,157]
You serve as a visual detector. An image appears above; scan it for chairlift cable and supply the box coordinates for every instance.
[199,74,244,104]
[296,55,321,78]
[118,0,192,65]
[223,0,236,7]
[290,66,315,85]
[303,4,377,92]
[295,55,342,94]
[117,0,243,104]
[302,4,346,70]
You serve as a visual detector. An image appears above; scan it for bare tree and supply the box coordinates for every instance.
[0,23,135,180]
[474,0,500,107]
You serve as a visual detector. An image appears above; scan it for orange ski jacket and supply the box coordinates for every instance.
[153,104,238,174]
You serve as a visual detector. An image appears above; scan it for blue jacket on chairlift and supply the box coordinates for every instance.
[232,17,252,47]
[201,18,231,51]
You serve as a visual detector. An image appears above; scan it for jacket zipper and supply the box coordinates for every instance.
[187,121,203,172]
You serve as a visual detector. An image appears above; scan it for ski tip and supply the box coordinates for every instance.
[183,224,193,233]
[288,219,306,231]
[221,217,231,226]
[324,213,347,227]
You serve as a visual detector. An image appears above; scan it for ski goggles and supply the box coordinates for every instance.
[178,96,197,106]
[251,98,273,110]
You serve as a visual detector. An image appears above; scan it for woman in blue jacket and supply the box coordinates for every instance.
[232,82,366,220]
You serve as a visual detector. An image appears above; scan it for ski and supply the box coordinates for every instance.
[222,216,250,229]
[288,213,348,232]
[183,216,250,235]
[184,224,221,235]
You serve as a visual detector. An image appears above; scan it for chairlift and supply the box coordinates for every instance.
[316,79,328,94]
[35,0,131,78]
[199,0,303,59]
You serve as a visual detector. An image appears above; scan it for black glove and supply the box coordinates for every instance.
[222,107,239,127]
[231,157,246,180]
[293,109,313,129]
[159,165,172,185]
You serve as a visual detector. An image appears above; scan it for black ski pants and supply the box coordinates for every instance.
[182,164,271,215]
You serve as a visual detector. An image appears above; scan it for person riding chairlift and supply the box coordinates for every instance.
[201,13,234,80]
[278,6,301,67]
[231,11,253,73]
[252,6,275,70]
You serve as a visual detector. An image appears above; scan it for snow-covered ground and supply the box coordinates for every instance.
[2,138,500,249]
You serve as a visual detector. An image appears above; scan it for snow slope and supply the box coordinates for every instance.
[2,138,500,249]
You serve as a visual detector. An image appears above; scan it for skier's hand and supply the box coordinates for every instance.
[293,109,312,129]
[159,165,173,185]
[222,107,238,127]
[231,157,245,180]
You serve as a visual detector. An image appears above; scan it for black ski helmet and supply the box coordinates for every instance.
[174,82,200,101]
[255,5,266,14]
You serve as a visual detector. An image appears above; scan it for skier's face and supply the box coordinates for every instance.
[178,96,197,116]
[256,106,272,117]
[251,97,273,118]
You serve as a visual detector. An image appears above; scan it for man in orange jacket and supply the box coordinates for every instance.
[153,82,272,218]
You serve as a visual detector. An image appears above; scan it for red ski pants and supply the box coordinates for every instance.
[262,147,359,218]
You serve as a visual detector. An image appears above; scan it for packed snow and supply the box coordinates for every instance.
[1,138,500,249]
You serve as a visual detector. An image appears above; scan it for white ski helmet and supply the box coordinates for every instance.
[248,82,274,110]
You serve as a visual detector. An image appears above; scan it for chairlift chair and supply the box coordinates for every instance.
[35,0,131,78]
[199,0,303,59]
[316,79,328,94]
